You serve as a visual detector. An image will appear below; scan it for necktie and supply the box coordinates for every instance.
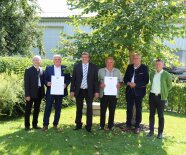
[81,64,88,89]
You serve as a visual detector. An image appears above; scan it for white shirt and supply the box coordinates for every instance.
[54,65,61,76]
[80,63,89,89]
[34,66,41,87]
[151,69,164,95]
[131,65,141,83]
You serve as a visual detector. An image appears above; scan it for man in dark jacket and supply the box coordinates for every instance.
[70,52,99,132]
[24,55,45,130]
[124,53,149,133]
[43,54,71,131]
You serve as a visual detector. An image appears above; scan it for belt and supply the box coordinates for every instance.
[150,92,160,96]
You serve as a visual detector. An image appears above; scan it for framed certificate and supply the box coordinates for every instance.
[50,76,64,95]
[104,77,118,96]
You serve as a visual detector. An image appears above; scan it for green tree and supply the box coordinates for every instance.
[55,0,186,70]
[0,0,44,56]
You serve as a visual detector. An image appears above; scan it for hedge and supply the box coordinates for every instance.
[117,84,186,114]
[0,56,185,116]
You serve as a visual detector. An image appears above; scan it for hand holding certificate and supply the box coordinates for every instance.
[50,76,64,95]
[104,77,118,96]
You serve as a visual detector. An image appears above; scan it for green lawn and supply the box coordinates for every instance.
[0,107,185,155]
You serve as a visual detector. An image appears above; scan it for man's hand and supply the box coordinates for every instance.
[127,82,136,88]
[25,96,31,102]
[70,92,75,97]
[130,82,136,88]
[94,93,99,98]
[116,83,121,89]
[64,84,67,89]
[47,82,51,86]
[99,83,105,89]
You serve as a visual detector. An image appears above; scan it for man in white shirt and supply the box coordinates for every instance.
[43,55,71,131]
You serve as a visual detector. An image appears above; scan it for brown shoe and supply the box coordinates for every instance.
[121,126,131,132]
[53,125,58,129]
[134,128,140,134]
[42,126,48,132]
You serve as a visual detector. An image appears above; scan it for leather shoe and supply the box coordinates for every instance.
[25,127,31,131]
[85,125,91,132]
[53,125,58,129]
[157,133,163,139]
[42,126,48,132]
[98,127,104,130]
[146,132,154,137]
[134,128,140,134]
[73,126,82,130]
[33,126,42,129]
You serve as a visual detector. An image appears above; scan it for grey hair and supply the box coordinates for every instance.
[32,55,41,61]
[53,54,62,60]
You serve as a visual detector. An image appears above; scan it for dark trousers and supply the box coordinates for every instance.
[43,94,63,126]
[149,93,165,134]
[100,95,117,129]
[24,89,42,128]
[75,89,93,129]
[126,89,143,128]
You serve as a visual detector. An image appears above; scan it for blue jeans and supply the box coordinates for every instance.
[43,94,63,126]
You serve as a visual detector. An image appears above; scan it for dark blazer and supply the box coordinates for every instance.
[44,65,71,97]
[124,64,149,97]
[70,63,99,99]
[24,66,45,99]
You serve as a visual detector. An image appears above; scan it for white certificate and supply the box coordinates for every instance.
[104,77,118,96]
[50,76,64,95]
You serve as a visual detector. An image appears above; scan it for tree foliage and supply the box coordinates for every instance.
[0,0,44,56]
[55,0,186,70]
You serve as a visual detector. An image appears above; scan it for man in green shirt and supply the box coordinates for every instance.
[147,59,172,139]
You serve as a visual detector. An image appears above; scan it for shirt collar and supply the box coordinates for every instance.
[54,65,61,69]
[105,67,115,72]
[134,64,141,69]
[156,69,164,74]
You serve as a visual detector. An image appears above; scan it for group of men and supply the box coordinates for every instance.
[24,52,172,139]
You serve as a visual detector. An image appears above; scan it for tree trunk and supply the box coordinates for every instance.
[129,51,136,126]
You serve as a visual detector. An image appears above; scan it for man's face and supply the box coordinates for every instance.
[33,58,41,67]
[106,59,114,69]
[133,55,141,66]
[81,54,90,64]
[53,57,61,67]
[156,61,164,72]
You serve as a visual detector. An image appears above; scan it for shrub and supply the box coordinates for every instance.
[0,73,24,116]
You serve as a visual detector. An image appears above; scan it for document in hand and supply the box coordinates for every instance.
[50,76,64,95]
[104,77,118,96]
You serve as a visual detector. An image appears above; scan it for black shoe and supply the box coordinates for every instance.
[147,132,154,137]
[73,126,82,130]
[25,127,31,131]
[134,128,141,134]
[157,133,163,139]
[85,125,91,132]
[33,126,42,129]
[98,127,104,130]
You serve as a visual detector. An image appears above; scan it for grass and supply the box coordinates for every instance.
[0,106,186,155]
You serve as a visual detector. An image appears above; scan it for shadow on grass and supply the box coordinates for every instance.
[0,124,169,155]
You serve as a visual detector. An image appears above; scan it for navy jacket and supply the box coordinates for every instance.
[24,66,45,99]
[124,64,149,97]
[45,65,71,97]
[70,63,99,99]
